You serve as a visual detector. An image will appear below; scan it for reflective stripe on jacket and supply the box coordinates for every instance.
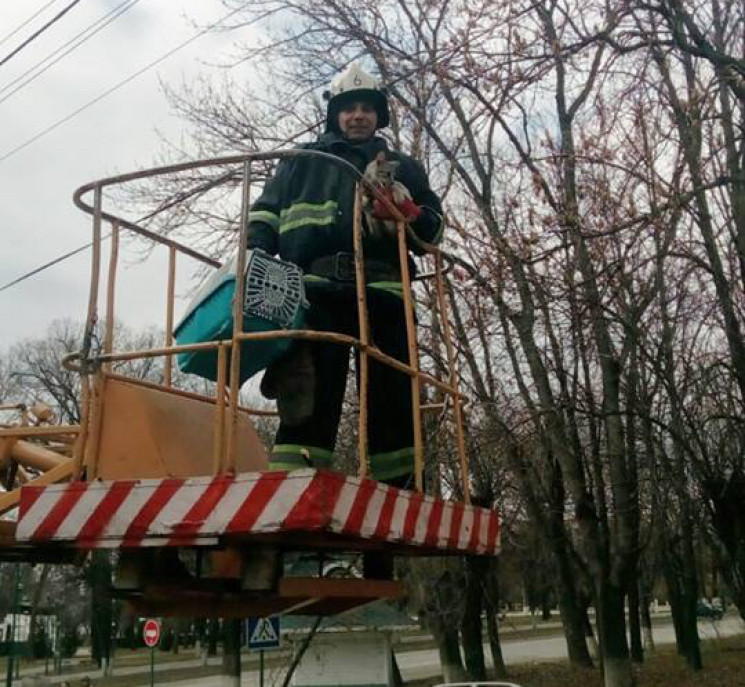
[246,132,443,270]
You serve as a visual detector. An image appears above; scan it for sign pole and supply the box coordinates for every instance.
[247,615,280,686]
[142,618,161,687]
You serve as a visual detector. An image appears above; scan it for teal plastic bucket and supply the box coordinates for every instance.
[174,250,308,384]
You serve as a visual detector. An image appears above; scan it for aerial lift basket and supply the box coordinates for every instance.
[0,150,500,619]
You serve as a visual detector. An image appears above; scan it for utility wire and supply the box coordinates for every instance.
[0,2,245,164]
[0,123,323,295]
[0,4,257,294]
[0,0,142,106]
[0,0,82,69]
[0,0,61,49]
[0,237,106,294]
[0,189,179,293]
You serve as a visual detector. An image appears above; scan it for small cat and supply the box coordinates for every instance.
[361,151,414,240]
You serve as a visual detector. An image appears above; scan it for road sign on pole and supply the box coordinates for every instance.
[143,619,160,687]
[246,616,281,651]
[143,619,161,648]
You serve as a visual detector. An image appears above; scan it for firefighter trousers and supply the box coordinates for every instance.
[269,285,415,484]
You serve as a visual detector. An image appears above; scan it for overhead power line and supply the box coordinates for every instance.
[0,0,143,107]
[0,2,246,164]
[0,0,82,69]
[0,0,61,49]
[0,238,105,294]
[0,3,258,294]
[0,122,323,296]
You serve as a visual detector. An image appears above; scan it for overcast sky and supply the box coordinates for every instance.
[0,0,248,353]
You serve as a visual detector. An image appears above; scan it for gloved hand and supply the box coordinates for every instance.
[369,181,421,221]
[361,153,420,240]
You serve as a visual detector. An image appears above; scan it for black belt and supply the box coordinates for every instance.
[308,253,400,283]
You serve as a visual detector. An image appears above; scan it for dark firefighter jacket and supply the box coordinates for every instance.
[246,132,444,286]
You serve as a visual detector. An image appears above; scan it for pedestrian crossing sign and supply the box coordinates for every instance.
[246,616,281,650]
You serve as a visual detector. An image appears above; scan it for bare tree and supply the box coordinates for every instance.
[110,1,745,685]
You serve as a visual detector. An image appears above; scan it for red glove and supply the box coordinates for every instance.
[370,185,421,221]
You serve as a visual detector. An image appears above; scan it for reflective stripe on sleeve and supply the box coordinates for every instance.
[279,201,339,234]
[250,210,280,231]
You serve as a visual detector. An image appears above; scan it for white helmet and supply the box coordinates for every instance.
[323,62,390,132]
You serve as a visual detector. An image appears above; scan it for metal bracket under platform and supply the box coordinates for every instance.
[123,576,404,618]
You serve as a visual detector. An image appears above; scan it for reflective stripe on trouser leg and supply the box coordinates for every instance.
[269,444,333,471]
[368,446,415,481]
[272,291,356,472]
[368,281,403,298]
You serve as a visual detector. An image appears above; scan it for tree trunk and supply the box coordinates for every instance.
[541,600,552,621]
[627,580,644,663]
[680,522,703,671]
[221,619,241,687]
[207,619,219,656]
[555,555,593,667]
[546,470,593,668]
[431,619,466,683]
[89,550,113,670]
[485,611,507,679]
[194,618,207,664]
[707,475,745,622]
[640,591,654,653]
[596,581,634,687]
[483,561,507,678]
[28,564,50,659]
[460,556,487,681]
[661,553,686,656]
[584,609,598,660]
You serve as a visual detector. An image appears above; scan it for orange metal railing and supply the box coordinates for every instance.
[67,150,470,502]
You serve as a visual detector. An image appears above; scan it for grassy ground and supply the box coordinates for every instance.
[412,634,745,687]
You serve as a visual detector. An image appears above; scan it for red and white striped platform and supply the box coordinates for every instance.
[17,469,500,556]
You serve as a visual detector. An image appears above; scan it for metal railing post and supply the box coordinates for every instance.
[434,254,470,503]
[103,221,120,372]
[225,160,252,473]
[73,184,103,479]
[352,184,371,478]
[396,220,424,491]
[164,245,177,386]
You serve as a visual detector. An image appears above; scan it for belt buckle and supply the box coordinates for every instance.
[333,253,355,281]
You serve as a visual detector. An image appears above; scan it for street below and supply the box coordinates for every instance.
[23,616,744,686]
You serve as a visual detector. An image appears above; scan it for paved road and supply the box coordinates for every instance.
[397,617,744,682]
[25,617,745,686]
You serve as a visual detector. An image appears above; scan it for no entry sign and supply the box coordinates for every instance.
[143,619,161,648]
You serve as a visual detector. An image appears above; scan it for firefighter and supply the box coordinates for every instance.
[247,62,443,493]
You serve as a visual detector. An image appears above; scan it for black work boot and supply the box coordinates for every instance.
[260,344,315,425]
